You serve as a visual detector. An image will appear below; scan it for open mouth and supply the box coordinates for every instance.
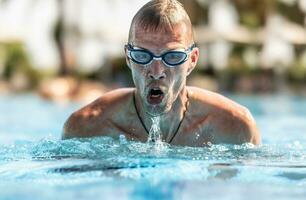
[147,88,164,105]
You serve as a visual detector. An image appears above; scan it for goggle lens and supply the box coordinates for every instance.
[130,50,152,64]
[163,51,187,66]
[126,44,195,67]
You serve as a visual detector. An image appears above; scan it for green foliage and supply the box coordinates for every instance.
[277,1,305,25]
[1,43,40,89]
[287,62,306,83]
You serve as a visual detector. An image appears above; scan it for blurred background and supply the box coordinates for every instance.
[1,2,306,198]
[0,0,306,104]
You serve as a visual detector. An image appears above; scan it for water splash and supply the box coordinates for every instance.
[147,116,162,143]
[147,116,168,152]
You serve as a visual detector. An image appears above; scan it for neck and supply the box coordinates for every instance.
[134,87,189,143]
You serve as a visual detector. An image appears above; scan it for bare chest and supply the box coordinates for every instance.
[106,108,214,146]
[169,114,215,146]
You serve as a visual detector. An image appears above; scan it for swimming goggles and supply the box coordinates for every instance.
[125,43,196,68]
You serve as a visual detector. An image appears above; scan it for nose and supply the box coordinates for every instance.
[148,61,166,80]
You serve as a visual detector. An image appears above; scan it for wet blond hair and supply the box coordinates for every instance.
[128,0,194,43]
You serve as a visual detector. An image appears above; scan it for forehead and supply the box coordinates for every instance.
[131,23,190,51]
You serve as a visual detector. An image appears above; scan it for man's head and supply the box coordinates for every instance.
[126,0,199,116]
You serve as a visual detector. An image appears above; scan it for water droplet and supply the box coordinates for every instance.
[119,134,127,144]
[195,133,200,140]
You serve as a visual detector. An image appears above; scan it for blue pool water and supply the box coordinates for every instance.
[1,93,306,200]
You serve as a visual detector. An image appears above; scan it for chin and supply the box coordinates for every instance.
[145,98,173,117]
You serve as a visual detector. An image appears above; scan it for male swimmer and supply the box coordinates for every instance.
[63,0,260,146]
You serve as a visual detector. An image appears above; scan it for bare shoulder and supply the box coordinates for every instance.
[187,86,260,145]
[187,86,247,112]
[62,88,135,139]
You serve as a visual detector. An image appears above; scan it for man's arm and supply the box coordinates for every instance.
[62,88,135,139]
[62,112,83,139]
[62,93,110,139]
[212,105,261,145]
[62,108,101,139]
[188,87,260,145]
[240,107,260,145]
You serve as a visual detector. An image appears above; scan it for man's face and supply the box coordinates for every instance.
[126,22,198,116]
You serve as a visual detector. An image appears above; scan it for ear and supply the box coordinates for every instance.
[187,47,199,76]
[124,46,131,69]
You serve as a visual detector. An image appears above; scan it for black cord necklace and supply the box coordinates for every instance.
[133,91,188,144]
[133,92,150,134]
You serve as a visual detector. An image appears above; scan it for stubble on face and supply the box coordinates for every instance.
[129,22,192,117]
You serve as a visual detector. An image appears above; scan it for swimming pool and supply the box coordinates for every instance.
[1,93,306,200]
